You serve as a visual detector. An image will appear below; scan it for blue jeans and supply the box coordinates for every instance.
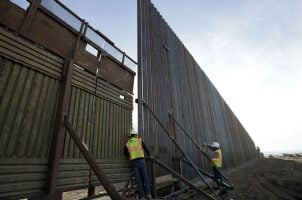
[132,158,150,198]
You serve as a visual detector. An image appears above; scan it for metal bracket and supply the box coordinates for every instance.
[163,43,170,51]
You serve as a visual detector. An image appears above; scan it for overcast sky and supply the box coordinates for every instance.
[60,0,302,153]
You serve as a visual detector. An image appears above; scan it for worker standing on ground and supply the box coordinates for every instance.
[124,129,152,200]
[203,141,223,189]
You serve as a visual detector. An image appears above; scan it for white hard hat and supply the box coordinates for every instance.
[130,129,138,135]
[211,142,220,148]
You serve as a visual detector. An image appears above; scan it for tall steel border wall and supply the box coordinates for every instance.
[0,0,136,199]
[138,0,259,177]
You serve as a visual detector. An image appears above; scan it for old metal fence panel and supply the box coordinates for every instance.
[0,0,135,198]
[57,66,133,189]
[0,26,63,198]
[0,25,133,199]
[138,0,258,177]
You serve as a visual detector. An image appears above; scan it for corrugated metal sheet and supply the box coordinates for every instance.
[57,159,131,191]
[57,65,133,188]
[0,0,136,94]
[61,66,132,160]
[0,27,63,158]
[0,26,63,198]
[138,0,258,177]
[0,26,133,198]
[0,158,48,199]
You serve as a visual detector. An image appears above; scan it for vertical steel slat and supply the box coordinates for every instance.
[23,72,42,156]
[99,98,105,158]
[87,92,93,154]
[108,102,113,158]
[138,0,258,177]
[5,66,29,155]
[63,87,75,158]
[93,96,100,157]
[111,102,116,158]
[43,80,61,158]
[74,89,84,158]
[0,63,21,154]
[71,87,80,157]
[32,75,52,157]
[103,100,109,158]
[37,78,58,158]
[27,75,48,156]
[118,105,122,157]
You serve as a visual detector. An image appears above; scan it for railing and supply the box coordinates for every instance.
[39,0,137,72]
[41,0,82,31]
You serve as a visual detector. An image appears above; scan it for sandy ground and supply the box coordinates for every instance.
[63,156,302,199]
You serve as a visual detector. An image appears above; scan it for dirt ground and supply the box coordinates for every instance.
[223,156,302,200]
[63,156,302,200]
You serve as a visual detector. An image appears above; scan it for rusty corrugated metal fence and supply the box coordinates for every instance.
[138,0,258,177]
[0,0,135,198]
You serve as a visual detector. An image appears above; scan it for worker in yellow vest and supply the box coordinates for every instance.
[204,141,223,188]
[124,129,152,200]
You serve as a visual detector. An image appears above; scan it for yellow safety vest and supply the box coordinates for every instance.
[212,149,222,168]
[126,137,144,160]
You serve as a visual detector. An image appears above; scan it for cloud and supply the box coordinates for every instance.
[176,0,302,152]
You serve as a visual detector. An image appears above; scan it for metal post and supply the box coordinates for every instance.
[149,158,156,198]
[87,186,95,199]
[20,0,41,34]
[137,0,144,137]
[46,21,86,198]
[172,157,182,191]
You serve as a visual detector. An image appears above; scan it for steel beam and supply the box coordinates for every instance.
[143,101,216,197]
[46,21,85,197]
[148,158,157,197]
[20,0,41,34]
[169,114,233,185]
[137,0,144,137]
[153,158,216,200]
[177,157,233,189]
